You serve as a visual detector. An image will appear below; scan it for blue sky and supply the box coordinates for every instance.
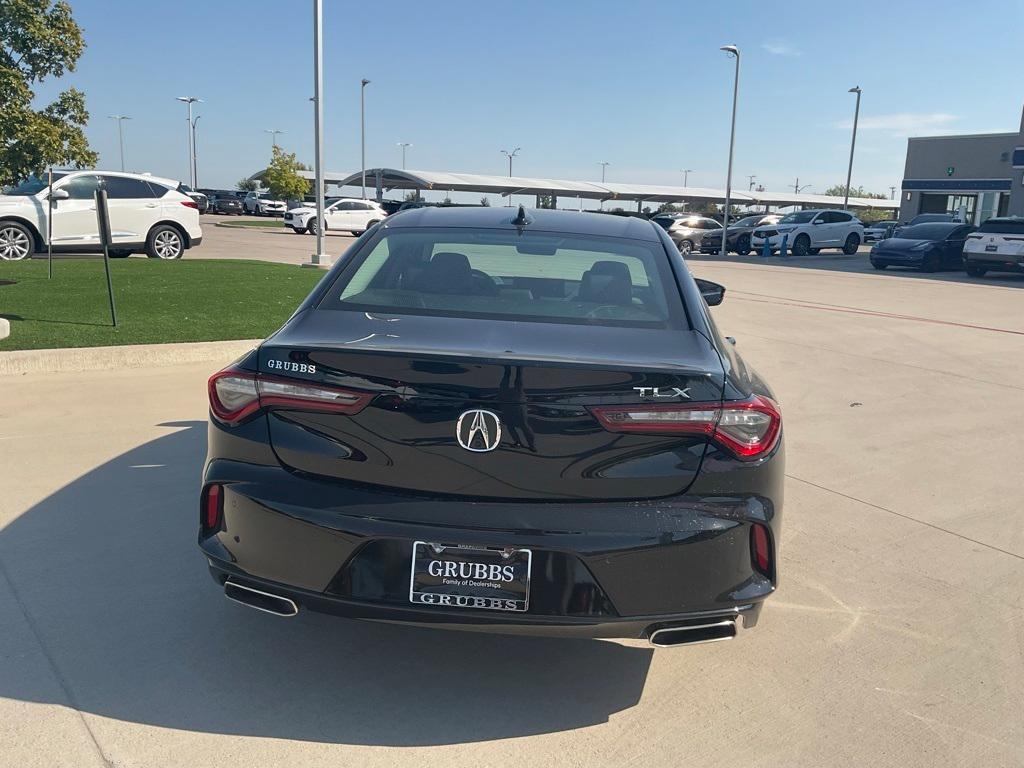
[36,0,1024,198]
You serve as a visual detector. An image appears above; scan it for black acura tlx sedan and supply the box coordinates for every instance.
[200,206,784,648]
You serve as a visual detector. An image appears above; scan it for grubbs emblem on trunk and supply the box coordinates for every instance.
[456,410,502,452]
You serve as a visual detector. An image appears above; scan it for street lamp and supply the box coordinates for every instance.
[793,178,812,194]
[175,96,201,188]
[747,174,757,191]
[598,161,610,183]
[719,45,740,259]
[889,185,896,200]
[843,86,862,210]
[108,115,131,171]
[192,115,201,187]
[397,142,411,170]
[360,78,370,199]
[501,147,521,206]
[264,129,283,148]
[681,168,693,187]
[309,0,327,267]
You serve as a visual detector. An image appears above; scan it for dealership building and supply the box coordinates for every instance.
[898,106,1024,224]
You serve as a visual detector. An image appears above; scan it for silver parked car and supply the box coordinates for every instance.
[651,214,723,255]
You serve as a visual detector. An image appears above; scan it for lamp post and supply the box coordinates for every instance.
[747,174,757,191]
[309,0,327,267]
[597,161,610,209]
[889,185,896,200]
[794,178,812,194]
[191,115,201,187]
[843,86,862,210]
[501,147,520,206]
[397,142,411,170]
[360,78,370,198]
[108,115,131,171]
[681,168,693,187]
[264,129,283,148]
[175,96,201,188]
[719,45,740,259]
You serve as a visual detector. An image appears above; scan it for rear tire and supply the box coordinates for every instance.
[355,219,380,236]
[145,224,185,260]
[677,239,693,255]
[0,221,34,261]
[965,263,987,277]
[842,233,861,255]
[791,234,810,257]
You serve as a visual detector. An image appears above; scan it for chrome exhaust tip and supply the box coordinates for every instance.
[648,618,737,648]
[224,581,299,617]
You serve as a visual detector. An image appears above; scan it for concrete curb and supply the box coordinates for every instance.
[0,338,260,377]
[0,318,9,341]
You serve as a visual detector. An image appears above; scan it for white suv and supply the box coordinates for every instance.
[0,171,203,260]
[962,217,1024,277]
[243,191,287,216]
[283,198,386,236]
[752,209,864,256]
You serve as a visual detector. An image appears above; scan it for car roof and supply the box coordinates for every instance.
[55,169,180,187]
[382,206,662,241]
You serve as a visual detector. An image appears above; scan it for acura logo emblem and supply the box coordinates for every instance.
[456,409,502,452]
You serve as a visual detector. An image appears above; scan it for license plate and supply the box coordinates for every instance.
[986,245,998,252]
[409,541,532,612]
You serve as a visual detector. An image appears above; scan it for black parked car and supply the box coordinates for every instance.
[869,222,976,272]
[207,193,244,215]
[700,214,782,255]
[201,206,784,647]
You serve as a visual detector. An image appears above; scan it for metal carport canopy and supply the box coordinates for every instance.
[319,168,899,209]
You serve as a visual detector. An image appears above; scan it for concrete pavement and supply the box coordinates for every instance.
[0,259,1021,767]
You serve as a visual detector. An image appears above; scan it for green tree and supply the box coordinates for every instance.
[236,177,259,192]
[263,145,310,201]
[0,0,97,186]
[824,183,886,199]
[480,196,491,207]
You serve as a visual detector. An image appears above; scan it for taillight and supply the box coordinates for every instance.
[207,368,372,425]
[590,394,781,461]
[751,523,771,577]
[181,200,199,209]
[202,483,222,533]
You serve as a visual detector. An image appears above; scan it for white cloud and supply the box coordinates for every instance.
[761,41,800,56]
[834,112,959,137]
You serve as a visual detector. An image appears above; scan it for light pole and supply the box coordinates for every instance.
[175,96,201,188]
[108,115,131,171]
[889,185,896,200]
[397,142,411,170]
[309,0,327,267]
[720,45,740,259]
[843,86,862,210]
[501,147,520,206]
[598,161,610,183]
[681,168,693,187]
[264,129,283,149]
[191,115,201,187]
[747,174,757,191]
[360,78,370,199]
[794,178,812,194]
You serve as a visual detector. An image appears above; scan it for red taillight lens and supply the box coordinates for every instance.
[181,200,199,209]
[208,370,260,424]
[590,394,781,461]
[751,523,771,577]
[207,368,373,425]
[714,395,782,459]
[203,483,222,532]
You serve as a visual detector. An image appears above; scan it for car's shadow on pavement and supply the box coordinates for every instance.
[0,421,652,745]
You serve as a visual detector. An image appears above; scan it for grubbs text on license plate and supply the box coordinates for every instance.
[409,541,532,612]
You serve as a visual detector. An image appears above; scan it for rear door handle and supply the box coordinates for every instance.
[145,203,159,208]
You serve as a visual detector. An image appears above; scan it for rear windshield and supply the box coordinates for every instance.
[978,219,1024,235]
[895,224,956,240]
[320,227,685,328]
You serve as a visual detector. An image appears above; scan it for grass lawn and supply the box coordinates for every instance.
[0,258,324,351]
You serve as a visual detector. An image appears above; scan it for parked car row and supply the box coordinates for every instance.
[869,217,1024,276]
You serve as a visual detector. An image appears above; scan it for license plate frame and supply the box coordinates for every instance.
[985,244,998,252]
[409,541,532,613]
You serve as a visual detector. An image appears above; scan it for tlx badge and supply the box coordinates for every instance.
[633,386,691,399]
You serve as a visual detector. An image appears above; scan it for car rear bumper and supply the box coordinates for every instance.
[964,252,1024,271]
[198,460,779,639]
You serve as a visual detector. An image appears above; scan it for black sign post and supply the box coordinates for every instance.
[94,188,118,327]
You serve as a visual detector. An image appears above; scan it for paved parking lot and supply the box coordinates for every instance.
[1,247,1022,767]
[188,214,359,265]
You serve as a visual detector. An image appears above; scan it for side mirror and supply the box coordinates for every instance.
[695,278,726,306]
[49,188,69,201]
[811,219,823,225]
